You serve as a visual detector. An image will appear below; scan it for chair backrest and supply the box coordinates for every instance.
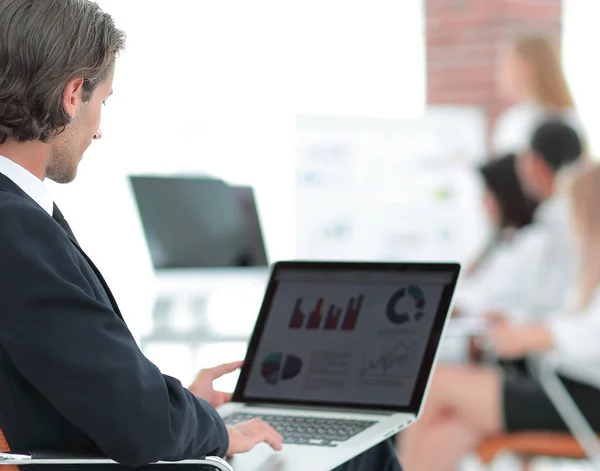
[0,426,19,471]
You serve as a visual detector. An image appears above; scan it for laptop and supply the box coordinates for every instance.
[218,260,461,471]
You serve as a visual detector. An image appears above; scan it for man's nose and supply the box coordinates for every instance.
[93,129,102,140]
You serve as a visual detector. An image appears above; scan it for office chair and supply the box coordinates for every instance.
[0,426,235,471]
[475,356,600,471]
[476,433,592,470]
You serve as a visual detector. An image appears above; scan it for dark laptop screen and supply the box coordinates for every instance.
[234,262,460,413]
[231,186,268,266]
[130,176,268,269]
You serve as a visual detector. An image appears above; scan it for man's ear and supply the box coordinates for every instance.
[62,78,85,118]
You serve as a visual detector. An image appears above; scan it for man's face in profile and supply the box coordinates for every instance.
[46,69,115,184]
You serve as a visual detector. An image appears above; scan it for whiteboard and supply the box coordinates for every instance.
[296,106,490,264]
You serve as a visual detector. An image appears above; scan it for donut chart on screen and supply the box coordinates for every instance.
[386,285,426,325]
[261,352,303,385]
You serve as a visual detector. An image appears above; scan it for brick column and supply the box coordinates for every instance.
[425,0,563,148]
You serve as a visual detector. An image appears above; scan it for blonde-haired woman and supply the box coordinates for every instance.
[493,33,584,154]
[398,161,600,471]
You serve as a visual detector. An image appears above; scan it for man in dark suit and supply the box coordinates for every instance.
[0,1,402,469]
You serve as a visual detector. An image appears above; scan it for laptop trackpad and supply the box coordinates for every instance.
[228,443,339,471]
[228,445,287,471]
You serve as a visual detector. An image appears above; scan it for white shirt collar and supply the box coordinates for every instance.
[0,154,53,215]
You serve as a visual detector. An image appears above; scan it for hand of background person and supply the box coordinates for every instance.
[467,312,505,359]
[226,419,284,456]
[188,361,243,408]
[485,314,554,359]
[486,321,530,359]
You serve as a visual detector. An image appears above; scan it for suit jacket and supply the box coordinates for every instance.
[0,173,228,467]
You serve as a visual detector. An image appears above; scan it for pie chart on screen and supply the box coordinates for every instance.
[386,285,426,325]
[261,352,303,385]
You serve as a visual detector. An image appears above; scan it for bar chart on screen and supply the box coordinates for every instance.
[288,295,364,331]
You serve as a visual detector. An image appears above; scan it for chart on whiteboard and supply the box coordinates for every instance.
[295,107,489,264]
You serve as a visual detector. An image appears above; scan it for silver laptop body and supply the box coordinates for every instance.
[219,261,460,471]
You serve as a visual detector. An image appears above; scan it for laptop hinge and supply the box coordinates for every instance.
[242,402,397,416]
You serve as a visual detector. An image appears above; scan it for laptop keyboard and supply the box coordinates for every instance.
[222,412,377,447]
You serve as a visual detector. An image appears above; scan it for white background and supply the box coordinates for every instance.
[47,0,426,342]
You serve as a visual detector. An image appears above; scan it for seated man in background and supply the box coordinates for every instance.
[454,119,583,323]
[0,1,401,470]
[399,160,600,471]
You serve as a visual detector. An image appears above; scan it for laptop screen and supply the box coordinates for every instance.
[130,176,268,269]
[233,261,460,413]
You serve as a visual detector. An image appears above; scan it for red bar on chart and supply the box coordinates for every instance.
[307,297,324,329]
[341,294,364,331]
[289,298,305,329]
[324,304,340,330]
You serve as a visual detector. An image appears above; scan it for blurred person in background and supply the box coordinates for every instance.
[455,120,582,324]
[455,153,538,316]
[399,161,600,471]
[492,34,584,155]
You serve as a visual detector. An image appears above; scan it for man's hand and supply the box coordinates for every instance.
[226,419,284,457]
[188,361,243,408]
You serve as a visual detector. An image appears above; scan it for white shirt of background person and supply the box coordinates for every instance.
[456,192,577,324]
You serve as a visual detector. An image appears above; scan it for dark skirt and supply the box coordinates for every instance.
[503,371,600,432]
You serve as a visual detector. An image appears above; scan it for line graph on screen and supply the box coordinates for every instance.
[360,335,419,378]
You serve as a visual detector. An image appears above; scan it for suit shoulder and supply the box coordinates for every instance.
[0,193,62,245]
[0,190,48,213]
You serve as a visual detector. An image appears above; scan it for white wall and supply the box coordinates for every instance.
[293,0,425,118]
[563,0,600,156]
[47,0,426,339]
